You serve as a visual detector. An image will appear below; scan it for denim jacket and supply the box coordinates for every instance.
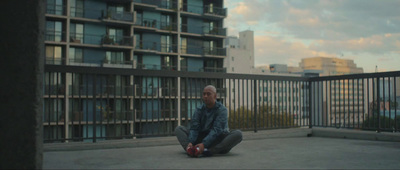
[188,101,229,148]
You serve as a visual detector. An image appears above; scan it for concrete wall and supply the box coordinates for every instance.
[0,0,44,169]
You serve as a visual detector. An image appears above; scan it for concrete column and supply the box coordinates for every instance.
[0,0,44,169]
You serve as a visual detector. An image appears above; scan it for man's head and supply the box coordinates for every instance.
[203,85,217,108]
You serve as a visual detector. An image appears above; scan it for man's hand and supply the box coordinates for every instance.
[187,143,193,149]
[195,143,205,154]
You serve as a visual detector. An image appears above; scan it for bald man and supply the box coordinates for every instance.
[175,85,242,157]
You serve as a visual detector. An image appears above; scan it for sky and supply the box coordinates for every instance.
[224,0,400,73]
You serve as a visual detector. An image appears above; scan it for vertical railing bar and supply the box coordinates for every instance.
[383,77,386,130]
[99,75,103,139]
[388,77,391,131]
[372,78,375,130]
[119,76,123,137]
[228,79,232,129]
[351,79,354,128]
[361,78,364,129]
[55,72,59,140]
[234,79,237,129]
[246,79,249,129]
[45,73,49,140]
[92,74,97,142]
[325,80,328,127]
[377,77,381,132]
[162,77,166,134]
[394,76,397,132]
[308,81,312,128]
[70,73,74,141]
[274,80,277,128]
[157,77,161,135]
[242,79,245,129]
[317,81,320,127]
[85,74,89,140]
[132,76,136,138]
[113,75,117,137]
[253,79,257,132]
[106,76,110,137]
[356,78,359,129]
[262,80,265,128]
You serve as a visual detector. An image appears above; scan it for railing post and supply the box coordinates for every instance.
[253,79,257,133]
[308,81,313,129]
[377,77,381,133]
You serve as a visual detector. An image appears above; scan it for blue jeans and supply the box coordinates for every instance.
[175,126,242,154]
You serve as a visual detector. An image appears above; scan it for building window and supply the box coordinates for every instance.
[69,47,83,63]
[232,67,234,72]
[232,57,234,61]
[46,46,63,65]
[46,20,63,42]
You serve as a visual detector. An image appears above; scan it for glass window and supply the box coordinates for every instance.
[181,37,187,54]
[70,0,83,17]
[46,21,63,42]
[105,51,124,64]
[46,46,62,65]
[69,48,83,63]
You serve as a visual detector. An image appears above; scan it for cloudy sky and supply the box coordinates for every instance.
[224,0,400,73]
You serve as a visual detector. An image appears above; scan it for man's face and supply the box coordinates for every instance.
[203,87,216,106]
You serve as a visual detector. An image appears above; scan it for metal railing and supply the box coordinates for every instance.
[43,64,400,143]
[309,72,400,132]
[134,0,178,10]
[68,6,134,22]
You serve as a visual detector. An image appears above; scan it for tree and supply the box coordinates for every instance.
[228,104,297,130]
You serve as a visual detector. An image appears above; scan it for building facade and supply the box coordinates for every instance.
[44,0,227,142]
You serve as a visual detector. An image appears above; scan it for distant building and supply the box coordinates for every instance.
[224,30,254,110]
[269,64,288,74]
[224,30,254,74]
[299,56,363,76]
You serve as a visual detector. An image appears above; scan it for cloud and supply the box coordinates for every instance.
[309,33,400,54]
[254,35,335,67]
[225,0,400,72]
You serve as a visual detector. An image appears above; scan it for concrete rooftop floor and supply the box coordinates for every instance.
[43,128,400,169]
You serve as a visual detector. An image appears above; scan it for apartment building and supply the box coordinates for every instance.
[44,0,227,142]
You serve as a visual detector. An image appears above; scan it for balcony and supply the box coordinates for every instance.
[135,41,159,52]
[203,26,227,37]
[69,7,134,24]
[203,47,227,57]
[203,4,227,17]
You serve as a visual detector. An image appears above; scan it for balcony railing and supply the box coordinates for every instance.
[102,35,133,46]
[45,30,65,42]
[203,5,227,17]
[203,26,226,36]
[203,47,226,56]
[69,6,134,22]
[101,10,134,22]
[43,64,400,143]
[134,0,178,10]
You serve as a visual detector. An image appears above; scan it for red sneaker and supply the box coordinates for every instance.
[186,146,195,157]
[186,146,200,157]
